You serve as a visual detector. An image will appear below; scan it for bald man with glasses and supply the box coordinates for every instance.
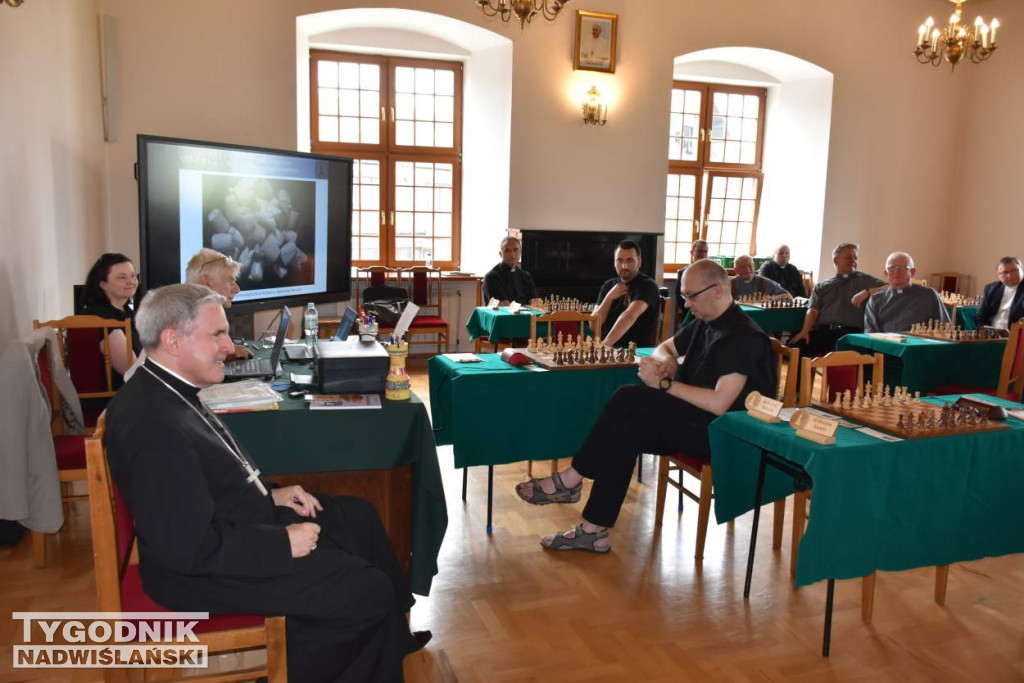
[864,251,948,333]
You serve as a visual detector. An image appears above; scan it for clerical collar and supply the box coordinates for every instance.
[146,357,201,395]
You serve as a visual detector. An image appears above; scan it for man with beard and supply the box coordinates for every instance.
[592,240,662,348]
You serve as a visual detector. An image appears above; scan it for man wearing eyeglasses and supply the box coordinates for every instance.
[185,248,252,360]
[788,243,885,357]
[864,252,948,333]
[515,260,776,552]
[975,257,1024,330]
[592,240,662,348]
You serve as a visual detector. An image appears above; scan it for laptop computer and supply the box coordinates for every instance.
[223,306,291,379]
[284,307,358,360]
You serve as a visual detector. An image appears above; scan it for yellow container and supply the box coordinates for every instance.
[385,342,412,401]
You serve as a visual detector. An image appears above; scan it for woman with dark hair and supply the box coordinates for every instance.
[81,253,142,381]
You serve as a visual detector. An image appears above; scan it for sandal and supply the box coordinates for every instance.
[515,472,582,506]
[540,524,611,553]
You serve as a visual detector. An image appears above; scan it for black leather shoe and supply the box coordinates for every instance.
[410,630,433,653]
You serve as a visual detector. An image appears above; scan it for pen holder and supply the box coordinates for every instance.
[358,321,379,343]
[385,342,411,401]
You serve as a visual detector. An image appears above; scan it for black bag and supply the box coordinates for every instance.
[362,300,408,326]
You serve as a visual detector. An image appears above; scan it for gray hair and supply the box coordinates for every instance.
[499,236,521,250]
[886,251,915,269]
[185,248,240,284]
[691,239,709,252]
[998,256,1023,269]
[734,254,754,268]
[136,284,226,350]
[832,242,858,258]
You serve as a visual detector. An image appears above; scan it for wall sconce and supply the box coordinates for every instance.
[581,85,607,126]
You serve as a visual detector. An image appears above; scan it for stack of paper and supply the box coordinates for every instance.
[200,380,283,413]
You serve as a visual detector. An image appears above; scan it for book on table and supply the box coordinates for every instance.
[306,393,382,410]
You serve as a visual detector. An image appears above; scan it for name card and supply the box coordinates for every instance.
[508,301,522,314]
[744,390,783,423]
[790,408,838,445]
[487,298,500,310]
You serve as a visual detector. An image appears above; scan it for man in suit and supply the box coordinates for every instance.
[975,256,1024,330]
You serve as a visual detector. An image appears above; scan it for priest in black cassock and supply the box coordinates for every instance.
[482,236,536,304]
[104,284,428,683]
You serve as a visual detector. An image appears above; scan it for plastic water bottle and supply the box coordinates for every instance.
[303,303,319,349]
[424,249,433,269]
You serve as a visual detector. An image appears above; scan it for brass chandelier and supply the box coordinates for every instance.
[914,0,999,71]
[476,0,570,29]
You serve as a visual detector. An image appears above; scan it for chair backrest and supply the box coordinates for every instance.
[798,350,884,406]
[33,315,134,399]
[85,414,136,612]
[912,278,929,287]
[355,266,398,306]
[530,311,590,342]
[398,267,443,317]
[770,338,799,407]
[658,296,673,342]
[800,270,814,295]
[997,318,1024,401]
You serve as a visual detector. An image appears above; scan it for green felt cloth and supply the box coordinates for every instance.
[945,304,979,330]
[709,395,1024,587]
[429,349,652,468]
[835,333,1004,394]
[681,304,806,336]
[221,379,446,597]
[465,307,541,341]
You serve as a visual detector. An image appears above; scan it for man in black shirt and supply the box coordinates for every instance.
[593,240,662,348]
[516,260,777,552]
[482,236,536,305]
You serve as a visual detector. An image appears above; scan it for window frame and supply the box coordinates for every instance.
[664,80,768,271]
[309,50,463,269]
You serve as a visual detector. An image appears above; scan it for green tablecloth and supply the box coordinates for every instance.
[222,389,446,597]
[429,350,652,468]
[681,304,806,336]
[709,395,1024,587]
[945,304,979,330]
[465,306,541,341]
[836,333,1004,394]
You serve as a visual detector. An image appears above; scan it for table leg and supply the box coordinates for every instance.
[486,465,494,535]
[462,467,468,502]
[744,450,768,599]
[823,578,835,657]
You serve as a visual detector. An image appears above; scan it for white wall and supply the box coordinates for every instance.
[0,0,107,347]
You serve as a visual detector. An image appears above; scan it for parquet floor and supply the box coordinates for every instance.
[3,360,1023,682]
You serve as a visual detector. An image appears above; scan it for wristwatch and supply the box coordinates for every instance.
[659,377,673,392]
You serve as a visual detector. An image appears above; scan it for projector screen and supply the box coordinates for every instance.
[137,135,353,310]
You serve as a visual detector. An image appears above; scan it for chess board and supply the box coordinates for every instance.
[741,300,808,310]
[813,400,1009,439]
[516,348,638,371]
[903,330,1005,344]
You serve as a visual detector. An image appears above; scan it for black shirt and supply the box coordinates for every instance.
[672,303,778,413]
[482,262,536,304]
[81,299,142,356]
[597,273,662,348]
[758,261,807,298]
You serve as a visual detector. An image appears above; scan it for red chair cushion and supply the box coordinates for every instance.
[120,565,265,634]
[409,316,447,329]
[411,271,428,306]
[666,452,710,470]
[53,435,86,471]
[66,328,106,394]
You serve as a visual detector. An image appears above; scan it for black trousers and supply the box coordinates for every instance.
[150,496,414,683]
[787,324,862,359]
[571,384,714,529]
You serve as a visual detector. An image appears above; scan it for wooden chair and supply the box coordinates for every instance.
[800,270,814,296]
[354,266,398,309]
[30,315,134,568]
[85,415,288,683]
[398,266,449,356]
[528,310,590,342]
[930,318,1024,402]
[653,338,798,560]
[769,339,799,550]
[658,296,673,343]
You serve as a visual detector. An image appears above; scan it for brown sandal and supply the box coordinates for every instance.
[540,524,611,553]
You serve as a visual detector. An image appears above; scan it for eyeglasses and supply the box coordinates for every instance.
[680,283,718,301]
[200,254,234,269]
[886,265,909,273]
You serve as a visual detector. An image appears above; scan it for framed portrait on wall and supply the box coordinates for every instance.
[573,10,617,74]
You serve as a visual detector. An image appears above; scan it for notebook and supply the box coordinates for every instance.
[223,306,291,379]
[284,307,358,361]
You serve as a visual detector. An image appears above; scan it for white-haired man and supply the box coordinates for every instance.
[105,284,429,683]
[864,252,948,333]
[731,254,792,300]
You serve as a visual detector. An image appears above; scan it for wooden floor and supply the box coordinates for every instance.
[3,359,1024,682]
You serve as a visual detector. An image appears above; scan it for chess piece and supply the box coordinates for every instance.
[897,413,905,429]
[842,389,852,410]
[832,391,842,409]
